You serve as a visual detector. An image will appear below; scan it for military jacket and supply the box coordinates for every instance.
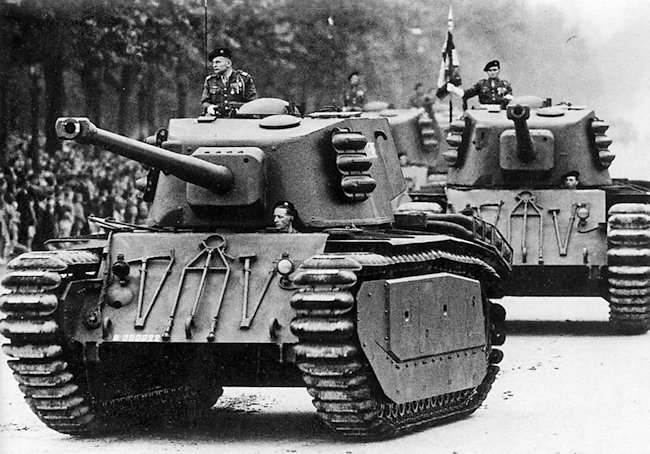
[463,78,512,106]
[343,84,366,110]
[201,69,258,116]
[408,93,428,109]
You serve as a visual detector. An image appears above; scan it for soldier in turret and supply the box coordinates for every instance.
[201,47,258,117]
[447,60,513,109]
[408,82,427,109]
[342,70,366,111]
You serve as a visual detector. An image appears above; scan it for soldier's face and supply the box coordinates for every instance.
[565,176,579,189]
[349,74,360,86]
[212,57,231,75]
[486,67,500,79]
[273,207,293,232]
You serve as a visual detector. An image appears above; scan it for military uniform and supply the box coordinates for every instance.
[462,78,512,107]
[408,93,428,109]
[201,69,258,116]
[343,85,366,111]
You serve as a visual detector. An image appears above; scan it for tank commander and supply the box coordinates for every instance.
[563,170,580,189]
[201,47,258,117]
[342,70,366,111]
[408,82,428,109]
[446,60,513,108]
[272,201,299,233]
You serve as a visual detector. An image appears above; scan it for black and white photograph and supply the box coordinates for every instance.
[1,0,649,453]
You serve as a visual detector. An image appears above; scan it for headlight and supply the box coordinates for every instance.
[112,253,130,281]
[277,254,294,276]
[576,206,590,220]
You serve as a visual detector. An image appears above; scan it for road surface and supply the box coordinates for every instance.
[1,297,649,454]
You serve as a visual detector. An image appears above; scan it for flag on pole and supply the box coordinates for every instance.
[436,6,461,90]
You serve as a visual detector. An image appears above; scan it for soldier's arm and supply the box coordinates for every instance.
[200,78,213,113]
[243,74,258,102]
[462,81,481,100]
[502,80,513,101]
[503,80,513,95]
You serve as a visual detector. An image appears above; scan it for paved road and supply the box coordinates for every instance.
[1,297,649,454]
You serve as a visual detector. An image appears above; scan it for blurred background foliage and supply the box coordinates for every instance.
[0,0,595,163]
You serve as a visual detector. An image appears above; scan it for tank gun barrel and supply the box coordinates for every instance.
[506,105,536,163]
[56,117,234,194]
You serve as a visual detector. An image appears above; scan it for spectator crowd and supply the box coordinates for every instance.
[0,134,150,264]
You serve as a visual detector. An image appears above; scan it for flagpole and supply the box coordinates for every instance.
[204,0,209,77]
[447,5,453,124]
[449,91,453,124]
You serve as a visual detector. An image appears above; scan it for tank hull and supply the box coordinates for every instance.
[447,187,650,332]
[0,226,508,438]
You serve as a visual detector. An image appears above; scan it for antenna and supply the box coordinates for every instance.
[204,0,209,77]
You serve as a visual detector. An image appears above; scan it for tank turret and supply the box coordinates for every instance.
[443,96,650,333]
[361,103,449,208]
[57,109,407,230]
[1,99,511,439]
[445,97,616,188]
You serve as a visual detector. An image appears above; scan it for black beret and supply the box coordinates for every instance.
[273,200,296,217]
[483,60,500,71]
[563,170,580,179]
[209,47,232,61]
[348,70,360,80]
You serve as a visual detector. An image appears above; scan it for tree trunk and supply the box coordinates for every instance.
[27,66,41,169]
[0,64,7,166]
[116,66,134,135]
[175,61,187,118]
[145,67,155,132]
[0,16,8,162]
[42,21,64,158]
[80,63,102,126]
[136,66,156,139]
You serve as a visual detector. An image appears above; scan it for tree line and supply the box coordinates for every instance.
[1,0,588,168]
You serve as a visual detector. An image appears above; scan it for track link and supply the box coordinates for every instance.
[290,248,505,438]
[607,203,650,334]
[0,250,102,434]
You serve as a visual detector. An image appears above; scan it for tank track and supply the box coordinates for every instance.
[0,250,104,434]
[0,250,207,434]
[290,247,505,439]
[607,203,650,334]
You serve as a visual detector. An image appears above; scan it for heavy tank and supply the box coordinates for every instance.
[442,96,650,333]
[0,98,511,438]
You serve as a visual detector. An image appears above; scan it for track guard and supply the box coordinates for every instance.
[357,273,487,403]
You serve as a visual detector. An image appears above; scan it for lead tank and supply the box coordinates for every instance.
[0,98,511,438]
[443,97,650,333]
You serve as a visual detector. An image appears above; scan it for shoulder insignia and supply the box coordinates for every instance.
[240,71,250,77]
[205,74,216,81]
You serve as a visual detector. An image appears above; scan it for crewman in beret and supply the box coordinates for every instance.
[562,170,580,189]
[446,59,513,108]
[201,47,258,117]
[272,201,299,233]
[342,70,366,111]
